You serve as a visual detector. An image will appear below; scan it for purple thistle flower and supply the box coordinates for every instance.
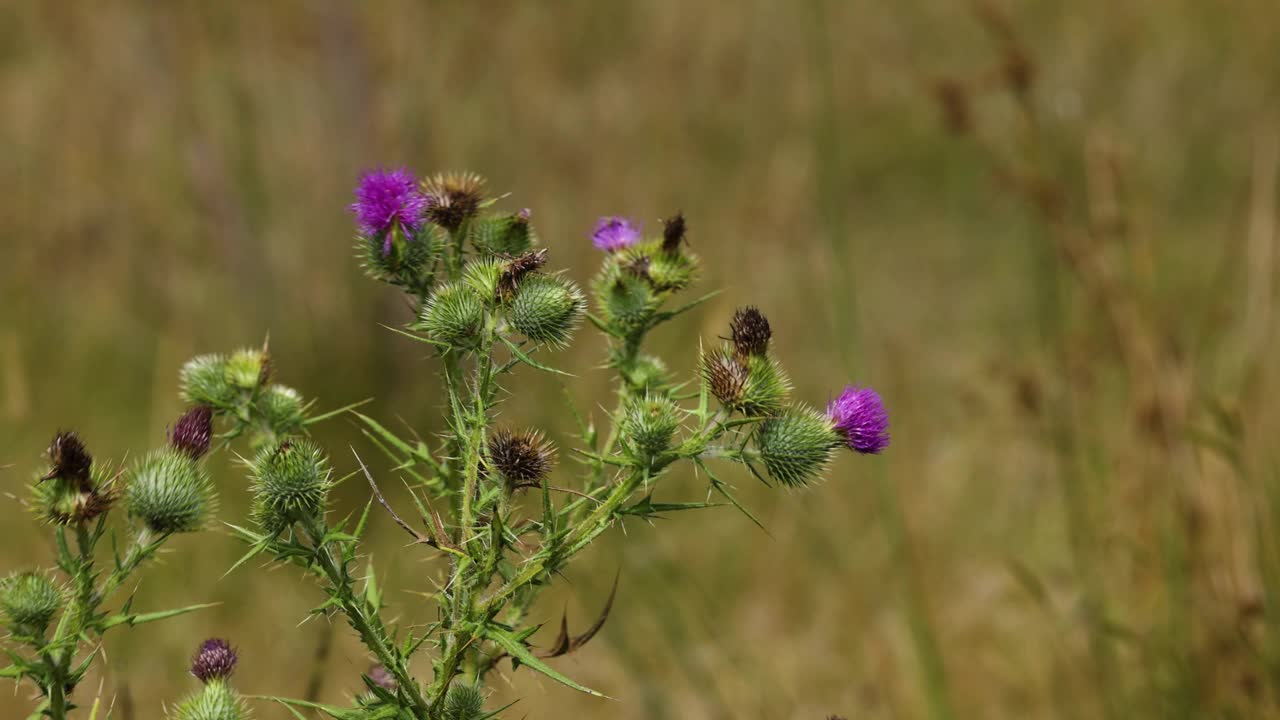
[591,216,640,252]
[169,405,214,460]
[826,386,890,454]
[368,664,397,692]
[350,168,428,254]
[190,638,238,683]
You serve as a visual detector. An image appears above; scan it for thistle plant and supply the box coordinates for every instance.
[147,167,889,719]
[2,415,222,718]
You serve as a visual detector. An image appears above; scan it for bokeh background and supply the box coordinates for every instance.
[5,1,1280,718]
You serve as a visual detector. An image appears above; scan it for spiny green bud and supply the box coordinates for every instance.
[754,406,839,488]
[125,449,216,534]
[461,258,503,302]
[249,440,332,533]
[419,282,485,346]
[181,354,236,408]
[597,272,658,334]
[359,223,442,291]
[0,571,62,636]
[256,385,306,437]
[508,275,585,347]
[172,679,249,720]
[225,348,269,390]
[623,354,670,392]
[471,210,535,256]
[622,394,683,458]
[619,240,698,292]
[443,683,486,720]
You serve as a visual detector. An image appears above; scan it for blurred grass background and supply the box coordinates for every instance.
[5,1,1280,717]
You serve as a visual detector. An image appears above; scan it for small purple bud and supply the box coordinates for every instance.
[368,664,397,691]
[826,386,890,454]
[190,638,238,683]
[591,216,640,252]
[169,406,214,460]
[349,168,428,254]
[517,207,532,221]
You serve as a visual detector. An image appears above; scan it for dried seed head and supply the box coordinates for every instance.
[44,431,93,486]
[701,346,748,407]
[661,212,686,253]
[487,428,556,485]
[423,172,486,231]
[125,448,216,534]
[191,638,238,683]
[170,406,214,460]
[497,248,548,299]
[730,306,772,357]
[754,406,839,487]
[33,461,119,526]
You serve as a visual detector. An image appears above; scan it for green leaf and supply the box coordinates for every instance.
[252,695,363,719]
[481,625,607,697]
[696,459,768,533]
[499,335,574,377]
[303,397,374,426]
[619,494,721,518]
[100,602,219,630]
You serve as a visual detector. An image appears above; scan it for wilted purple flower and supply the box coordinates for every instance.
[350,168,428,254]
[826,386,890,454]
[170,406,214,460]
[190,638,238,683]
[591,216,640,252]
[368,664,397,692]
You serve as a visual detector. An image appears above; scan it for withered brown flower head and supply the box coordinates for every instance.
[422,172,486,231]
[661,212,686,253]
[44,431,93,487]
[497,248,548,299]
[702,347,748,407]
[730,306,772,357]
[487,428,556,485]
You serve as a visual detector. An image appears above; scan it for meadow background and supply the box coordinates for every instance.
[5,1,1280,718]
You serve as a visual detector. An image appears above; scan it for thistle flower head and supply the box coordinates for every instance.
[255,385,306,439]
[443,683,486,720]
[125,448,216,534]
[622,394,683,458]
[170,406,214,460]
[191,638,238,683]
[172,679,248,720]
[419,282,485,347]
[826,385,890,454]
[0,571,62,636]
[591,216,640,252]
[350,168,428,251]
[730,306,772,357]
[487,428,556,486]
[33,461,119,526]
[180,354,237,409]
[661,212,686,253]
[43,431,93,486]
[507,274,586,347]
[422,171,486,231]
[248,439,332,533]
[754,406,839,487]
[472,210,536,256]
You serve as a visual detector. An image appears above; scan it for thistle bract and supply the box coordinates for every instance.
[754,406,839,487]
[249,440,332,533]
[420,282,485,346]
[598,272,659,334]
[172,679,248,720]
[0,571,62,636]
[32,464,118,526]
[125,449,215,534]
[701,344,790,415]
[508,275,585,347]
[622,394,682,458]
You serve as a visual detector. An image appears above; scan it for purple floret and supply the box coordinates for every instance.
[591,216,640,252]
[190,638,238,683]
[350,168,428,254]
[827,386,890,454]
